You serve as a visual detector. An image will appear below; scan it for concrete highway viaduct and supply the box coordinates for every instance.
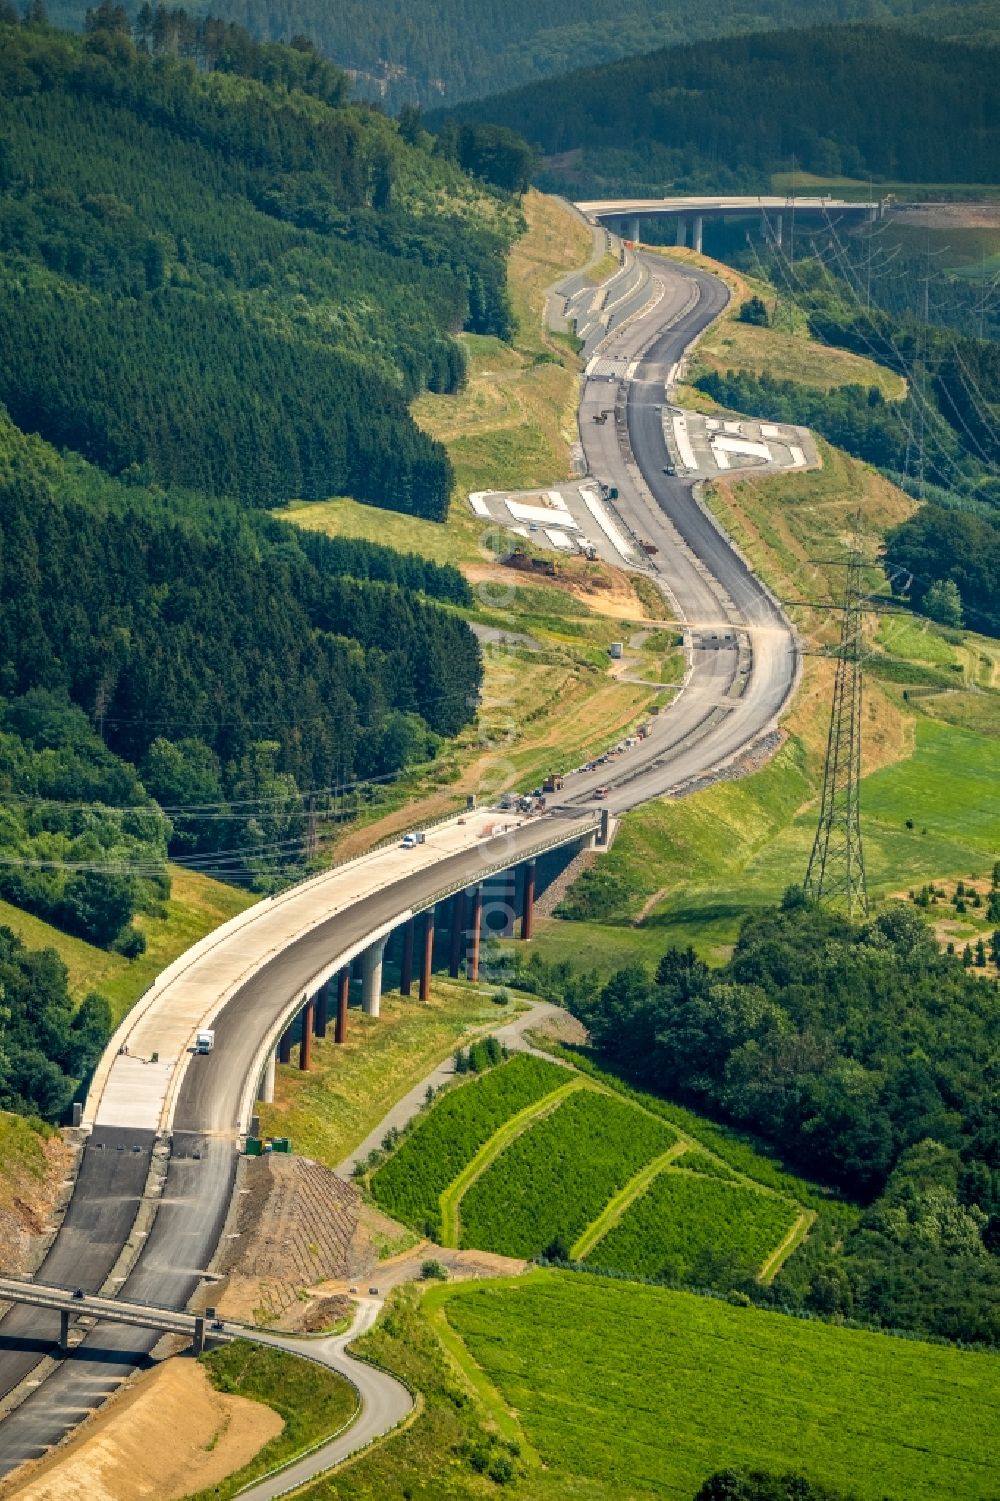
[577,193,882,254]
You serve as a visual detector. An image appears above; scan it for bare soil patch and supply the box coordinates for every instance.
[3,1357,282,1501]
[212,1154,360,1327]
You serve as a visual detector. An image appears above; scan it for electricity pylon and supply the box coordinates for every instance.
[804,539,869,918]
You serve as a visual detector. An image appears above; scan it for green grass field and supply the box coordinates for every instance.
[370,1053,567,1232]
[586,1169,800,1283]
[440,1271,1000,1501]
[459,1087,674,1257]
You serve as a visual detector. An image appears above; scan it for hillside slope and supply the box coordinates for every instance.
[438,25,998,195]
[43,0,993,108]
[0,15,518,518]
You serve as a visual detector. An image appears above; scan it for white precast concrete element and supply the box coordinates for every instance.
[546,490,570,510]
[544,527,575,551]
[713,447,731,470]
[361,936,387,1018]
[672,414,699,472]
[506,500,580,529]
[578,486,633,561]
[468,492,494,517]
[258,1049,276,1104]
[760,424,782,439]
[788,445,807,468]
[723,421,742,435]
[714,436,772,460]
[87,808,541,1134]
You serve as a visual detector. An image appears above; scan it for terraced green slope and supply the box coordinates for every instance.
[370,1054,566,1234]
[458,1088,674,1257]
[586,1169,800,1282]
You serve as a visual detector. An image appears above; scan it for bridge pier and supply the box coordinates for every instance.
[361,938,386,1018]
[58,1308,70,1356]
[193,1316,206,1355]
[692,215,703,254]
[258,1048,276,1104]
[299,996,314,1069]
[521,860,536,940]
[774,214,783,247]
[628,215,640,244]
[400,918,414,996]
[500,869,516,939]
[420,906,435,1001]
[675,216,687,247]
[468,883,483,983]
[314,983,328,1039]
[335,970,349,1043]
[277,1027,293,1066]
[449,889,466,978]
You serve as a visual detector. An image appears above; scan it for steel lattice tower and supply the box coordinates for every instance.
[804,544,869,917]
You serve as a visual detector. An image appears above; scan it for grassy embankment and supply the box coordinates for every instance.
[285,189,681,852]
[0,867,255,1023]
[187,1341,357,1501]
[527,249,1000,972]
[256,981,524,1168]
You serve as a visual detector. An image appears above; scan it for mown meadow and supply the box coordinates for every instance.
[439,1271,1000,1501]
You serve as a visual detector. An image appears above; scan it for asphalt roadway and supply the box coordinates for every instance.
[552,251,797,813]
[0,253,798,1482]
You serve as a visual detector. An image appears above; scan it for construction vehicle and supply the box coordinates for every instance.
[593,785,610,800]
[195,1029,215,1054]
[543,773,564,793]
[640,540,658,556]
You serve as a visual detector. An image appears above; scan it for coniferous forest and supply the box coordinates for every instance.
[437,26,998,196]
[43,0,992,109]
[0,11,505,1020]
[0,9,520,515]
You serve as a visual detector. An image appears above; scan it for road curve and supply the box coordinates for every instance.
[550,247,798,814]
[0,238,799,1485]
[237,1301,412,1501]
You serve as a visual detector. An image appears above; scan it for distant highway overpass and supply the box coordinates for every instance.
[576,194,882,252]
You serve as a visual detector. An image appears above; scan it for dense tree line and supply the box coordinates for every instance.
[0,18,518,516]
[42,0,991,109]
[440,26,998,196]
[0,413,482,887]
[694,1475,856,1501]
[0,691,167,949]
[883,506,1000,637]
[0,925,111,1119]
[558,895,1000,1344]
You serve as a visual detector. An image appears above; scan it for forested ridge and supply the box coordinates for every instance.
[0,11,521,516]
[438,26,998,196]
[43,0,990,109]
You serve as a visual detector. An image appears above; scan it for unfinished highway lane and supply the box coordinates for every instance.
[555,250,798,813]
